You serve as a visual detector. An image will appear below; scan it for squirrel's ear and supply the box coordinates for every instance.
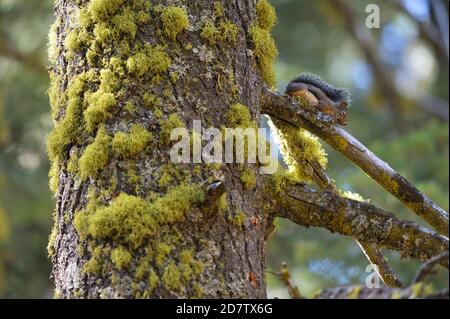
[339,101,348,111]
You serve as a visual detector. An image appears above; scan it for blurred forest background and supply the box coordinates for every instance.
[0,0,448,298]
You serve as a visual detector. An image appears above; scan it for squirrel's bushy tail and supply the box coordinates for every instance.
[293,73,351,105]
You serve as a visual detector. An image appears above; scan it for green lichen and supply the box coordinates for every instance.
[111,246,132,269]
[256,0,277,30]
[112,124,152,159]
[160,114,185,145]
[161,6,190,41]
[88,0,125,21]
[241,168,256,189]
[78,126,111,181]
[126,45,171,77]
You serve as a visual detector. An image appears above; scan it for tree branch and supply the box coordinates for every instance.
[261,88,449,236]
[269,181,448,262]
[315,285,448,299]
[412,251,450,284]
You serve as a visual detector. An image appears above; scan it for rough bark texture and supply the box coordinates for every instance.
[48,0,275,299]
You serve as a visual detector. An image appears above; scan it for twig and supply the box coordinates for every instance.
[412,251,449,284]
[275,262,302,299]
[261,88,449,236]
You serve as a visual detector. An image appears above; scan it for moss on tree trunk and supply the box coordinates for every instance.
[47,0,278,298]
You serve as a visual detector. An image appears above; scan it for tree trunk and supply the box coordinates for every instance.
[47,0,277,298]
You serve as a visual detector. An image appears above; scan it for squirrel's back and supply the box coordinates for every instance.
[292,73,351,105]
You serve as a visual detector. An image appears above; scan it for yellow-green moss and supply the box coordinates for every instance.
[269,119,327,182]
[241,168,256,189]
[48,157,60,194]
[112,124,152,159]
[256,0,277,30]
[84,90,116,132]
[83,246,103,274]
[226,103,255,129]
[67,152,79,174]
[249,25,278,87]
[79,7,92,29]
[47,72,89,161]
[155,243,172,268]
[162,262,181,290]
[161,6,190,41]
[411,282,435,298]
[126,45,171,77]
[143,93,162,109]
[74,184,204,250]
[147,269,160,292]
[88,0,125,21]
[78,126,111,181]
[200,21,220,46]
[48,74,62,121]
[201,20,238,46]
[160,114,185,145]
[65,29,81,52]
[228,210,246,227]
[111,246,132,269]
[99,69,120,93]
[112,7,137,39]
[213,2,224,17]
[347,286,362,299]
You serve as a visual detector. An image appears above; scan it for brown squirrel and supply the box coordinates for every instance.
[285,73,351,126]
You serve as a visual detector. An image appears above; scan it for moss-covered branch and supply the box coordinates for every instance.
[315,284,448,299]
[261,88,449,237]
[269,180,448,262]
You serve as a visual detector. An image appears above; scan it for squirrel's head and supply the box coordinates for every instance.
[336,101,348,126]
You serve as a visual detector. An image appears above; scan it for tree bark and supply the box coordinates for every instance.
[48,0,274,299]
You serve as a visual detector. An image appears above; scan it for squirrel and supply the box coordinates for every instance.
[285,73,351,126]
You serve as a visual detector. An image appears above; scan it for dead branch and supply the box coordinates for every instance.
[261,88,449,236]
